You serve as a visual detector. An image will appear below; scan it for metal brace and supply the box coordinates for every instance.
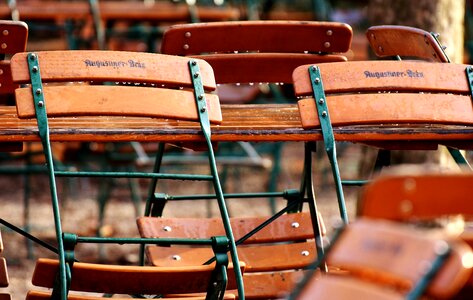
[308,65,348,223]
[189,59,211,142]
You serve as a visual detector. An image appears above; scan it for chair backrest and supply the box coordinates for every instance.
[293,60,473,141]
[26,258,240,299]
[0,20,28,101]
[293,218,473,299]
[359,173,473,221]
[138,212,317,299]
[10,50,221,122]
[161,21,352,85]
[366,25,449,62]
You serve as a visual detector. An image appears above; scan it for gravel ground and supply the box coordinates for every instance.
[0,142,360,298]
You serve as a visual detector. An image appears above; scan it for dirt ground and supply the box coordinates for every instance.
[0,142,363,298]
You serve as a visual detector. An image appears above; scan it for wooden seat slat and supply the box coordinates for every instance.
[32,258,241,295]
[11,51,216,91]
[161,21,352,56]
[293,61,470,96]
[15,85,222,123]
[0,258,7,288]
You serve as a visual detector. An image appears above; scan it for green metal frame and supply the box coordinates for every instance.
[308,65,348,223]
[24,52,242,300]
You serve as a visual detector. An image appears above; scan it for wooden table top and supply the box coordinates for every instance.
[1,104,473,148]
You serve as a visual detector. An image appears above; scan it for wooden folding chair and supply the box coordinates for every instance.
[289,218,473,299]
[364,25,470,172]
[10,50,244,299]
[0,231,10,300]
[293,58,473,224]
[153,20,352,215]
[138,211,319,299]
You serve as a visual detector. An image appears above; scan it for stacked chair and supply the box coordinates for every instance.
[9,49,245,299]
[0,230,10,300]
[137,20,352,299]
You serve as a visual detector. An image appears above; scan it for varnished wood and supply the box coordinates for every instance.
[138,212,315,244]
[15,85,222,123]
[11,51,216,91]
[0,258,7,288]
[26,290,235,300]
[197,53,347,84]
[366,25,448,62]
[31,258,242,296]
[2,105,473,145]
[0,20,28,55]
[0,1,239,23]
[161,21,352,56]
[326,219,472,299]
[293,61,470,97]
[360,173,473,220]
[298,93,473,129]
[138,212,317,299]
[297,276,403,300]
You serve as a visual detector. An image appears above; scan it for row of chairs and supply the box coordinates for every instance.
[1,18,473,300]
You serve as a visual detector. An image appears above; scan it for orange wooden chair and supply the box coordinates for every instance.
[0,230,10,300]
[138,211,319,299]
[10,50,245,299]
[289,218,473,300]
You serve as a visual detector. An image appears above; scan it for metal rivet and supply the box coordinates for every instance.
[326,30,333,36]
[30,53,36,60]
[314,78,320,84]
[469,66,473,73]
[321,111,327,117]
[378,46,384,53]
[194,72,200,78]
[1,43,7,49]
[31,66,38,73]
[183,44,189,50]
[35,88,42,95]
[434,32,440,38]
[291,222,300,228]
[163,226,172,232]
[2,30,8,36]
[200,107,206,113]
[301,250,310,256]
[370,33,375,39]
[0,69,3,75]
[434,240,449,255]
[311,66,317,71]
[400,200,413,215]
[37,101,44,107]
[172,255,181,261]
[324,42,330,48]
[213,282,218,287]
[185,32,191,38]
[442,46,447,50]
[198,94,204,100]
[318,98,325,104]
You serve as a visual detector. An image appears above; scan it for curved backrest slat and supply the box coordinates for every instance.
[199,53,347,84]
[366,25,448,62]
[298,93,473,129]
[32,258,240,295]
[359,174,473,220]
[15,85,222,123]
[10,51,216,91]
[328,219,472,299]
[161,21,353,56]
[293,61,471,96]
